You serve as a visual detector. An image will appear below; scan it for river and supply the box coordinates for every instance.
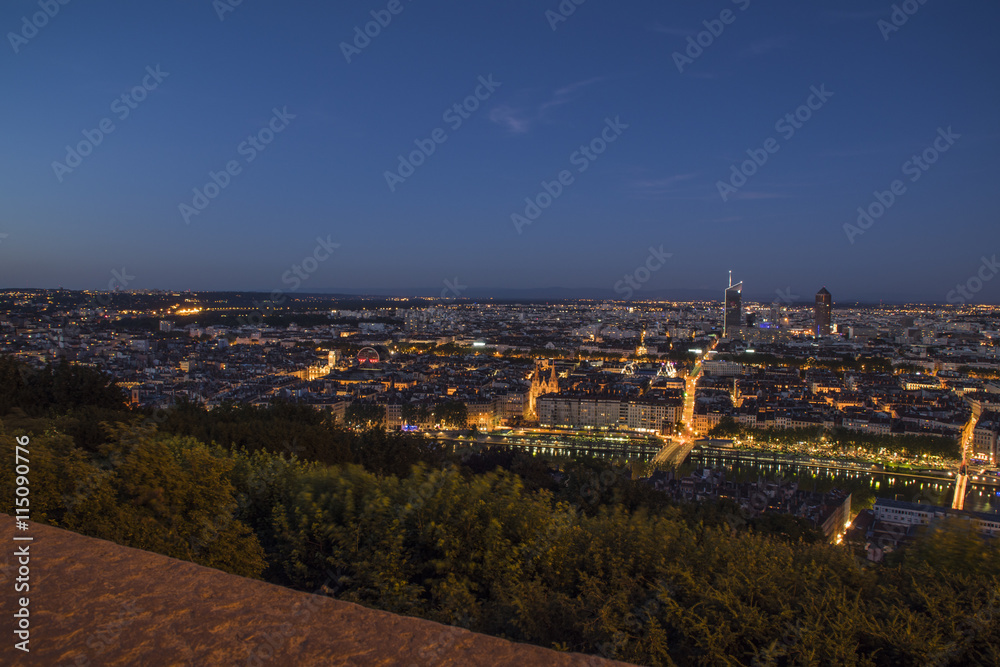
[684,447,1000,514]
[442,433,1000,515]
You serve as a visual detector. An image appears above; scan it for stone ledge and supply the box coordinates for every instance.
[1,516,627,666]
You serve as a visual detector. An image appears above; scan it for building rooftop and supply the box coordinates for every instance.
[873,497,1000,524]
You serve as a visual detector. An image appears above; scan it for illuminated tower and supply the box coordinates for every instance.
[815,287,832,337]
[724,272,743,339]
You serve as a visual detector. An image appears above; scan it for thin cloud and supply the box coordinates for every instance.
[490,78,607,134]
[632,173,700,192]
[552,77,606,99]
[628,172,707,200]
[489,106,532,134]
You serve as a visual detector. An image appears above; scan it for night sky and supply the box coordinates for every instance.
[2,0,998,303]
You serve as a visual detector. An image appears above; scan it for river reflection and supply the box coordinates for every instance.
[685,449,1000,514]
[447,437,1000,515]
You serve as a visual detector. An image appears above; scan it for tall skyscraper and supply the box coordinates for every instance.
[724,272,742,339]
[815,287,832,337]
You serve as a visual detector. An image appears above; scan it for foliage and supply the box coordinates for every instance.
[957,366,1000,380]
[828,427,960,459]
[748,512,825,543]
[161,400,352,465]
[156,400,445,477]
[401,403,433,425]
[0,422,266,578]
[707,418,960,459]
[264,459,999,665]
[894,516,1000,578]
[461,446,560,495]
[0,357,128,416]
[707,415,742,438]
[344,402,385,428]
[433,400,468,428]
[717,351,894,374]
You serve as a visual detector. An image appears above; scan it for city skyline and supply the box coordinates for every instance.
[0,1,998,303]
[8,283,965,308]
[4,2,999,664]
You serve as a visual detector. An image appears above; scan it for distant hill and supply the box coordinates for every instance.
[303,286,726,301]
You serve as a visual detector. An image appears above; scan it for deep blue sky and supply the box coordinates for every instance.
[1,0,998,303]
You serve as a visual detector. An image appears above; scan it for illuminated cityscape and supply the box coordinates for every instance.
[2,1,999,665]
[4,289,998,470]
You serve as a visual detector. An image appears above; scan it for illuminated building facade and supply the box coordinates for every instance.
[815,287,832,337]
[724,272,742,339]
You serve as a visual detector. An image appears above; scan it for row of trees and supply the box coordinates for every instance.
[345,400,470,429]
[0,357,127,417]
[716,352,894,374]
[957,366,1000,380]
[708,417,961,459]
